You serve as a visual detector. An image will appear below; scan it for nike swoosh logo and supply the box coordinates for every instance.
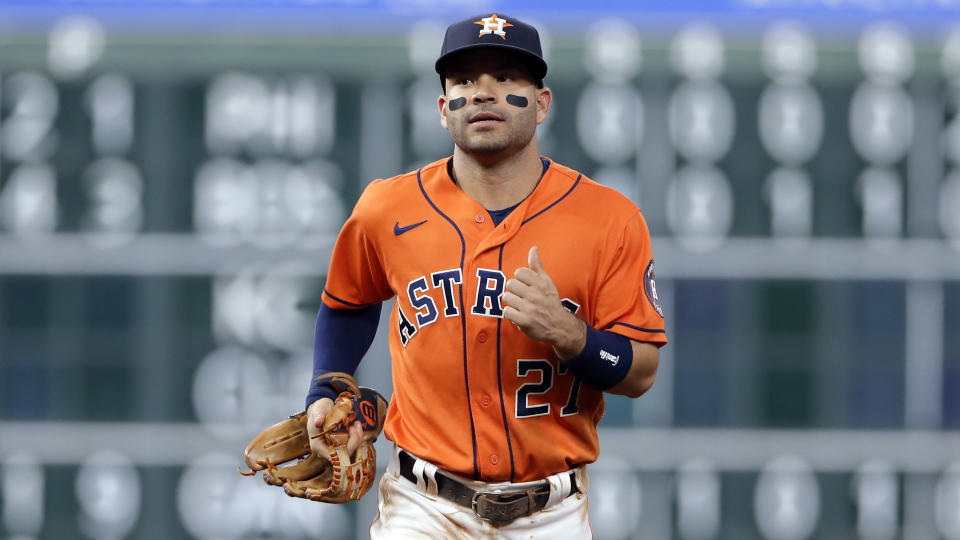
[394,220,428,235]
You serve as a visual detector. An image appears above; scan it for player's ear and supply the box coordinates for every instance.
[438,95,449,130]
[535,87,552,125]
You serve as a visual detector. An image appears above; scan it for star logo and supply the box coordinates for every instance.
[474,14,513,40]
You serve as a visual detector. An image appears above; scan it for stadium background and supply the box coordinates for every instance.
[0,0,959,538]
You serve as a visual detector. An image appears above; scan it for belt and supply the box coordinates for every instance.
[398,450,579,524]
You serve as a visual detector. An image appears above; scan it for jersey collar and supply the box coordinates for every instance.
[418,156,580,253]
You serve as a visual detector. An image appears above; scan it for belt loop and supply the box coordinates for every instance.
[388,445,402,476]
[544,470,572,510]
[412,458,428,492]
[422,460,439,496]
[575,465,588,494]
[408,452,440,497]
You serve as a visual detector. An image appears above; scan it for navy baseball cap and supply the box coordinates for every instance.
[435,13,548,86]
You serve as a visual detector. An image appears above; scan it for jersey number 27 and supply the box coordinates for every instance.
[515,360,582,418]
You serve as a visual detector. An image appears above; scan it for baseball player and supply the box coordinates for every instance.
[304,13,667,538]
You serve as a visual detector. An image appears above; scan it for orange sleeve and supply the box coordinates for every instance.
[321,181,394,309]
[591,209,668,346]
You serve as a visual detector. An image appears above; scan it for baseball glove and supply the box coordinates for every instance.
[237,372,388,503]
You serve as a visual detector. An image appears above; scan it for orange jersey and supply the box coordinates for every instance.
[321,157,667,482]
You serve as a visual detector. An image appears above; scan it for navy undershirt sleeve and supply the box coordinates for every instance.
[305,302,382,409]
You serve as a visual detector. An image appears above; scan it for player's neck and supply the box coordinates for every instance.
[450,141,543,211]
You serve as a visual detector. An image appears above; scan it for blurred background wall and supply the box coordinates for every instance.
[0,0,959,538]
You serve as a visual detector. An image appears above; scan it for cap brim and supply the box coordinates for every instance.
[435,43,548,81]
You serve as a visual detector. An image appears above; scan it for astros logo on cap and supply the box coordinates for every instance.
[475,14,513,39]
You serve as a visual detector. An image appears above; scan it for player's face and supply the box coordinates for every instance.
[438,50,551,156]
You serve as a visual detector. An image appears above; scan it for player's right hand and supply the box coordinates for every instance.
[503,246,587,359]
[306,397,365,461]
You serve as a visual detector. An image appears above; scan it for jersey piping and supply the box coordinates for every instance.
[416,166,481,479]
[608,321,667,334]
[494,243,517,481]
[521,171,582,226]
[323,288,369,308]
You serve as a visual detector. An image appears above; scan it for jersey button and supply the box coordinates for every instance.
[480,395,491,407]
[477,331,488,343]
[474,214,485,223]
[489,454,499,465]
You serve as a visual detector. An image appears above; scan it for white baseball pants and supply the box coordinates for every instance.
[369,446,593,539]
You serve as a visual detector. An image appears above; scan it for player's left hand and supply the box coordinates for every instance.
[502,246,586,359]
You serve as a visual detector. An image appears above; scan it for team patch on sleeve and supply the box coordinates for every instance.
[644,260,664,318]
